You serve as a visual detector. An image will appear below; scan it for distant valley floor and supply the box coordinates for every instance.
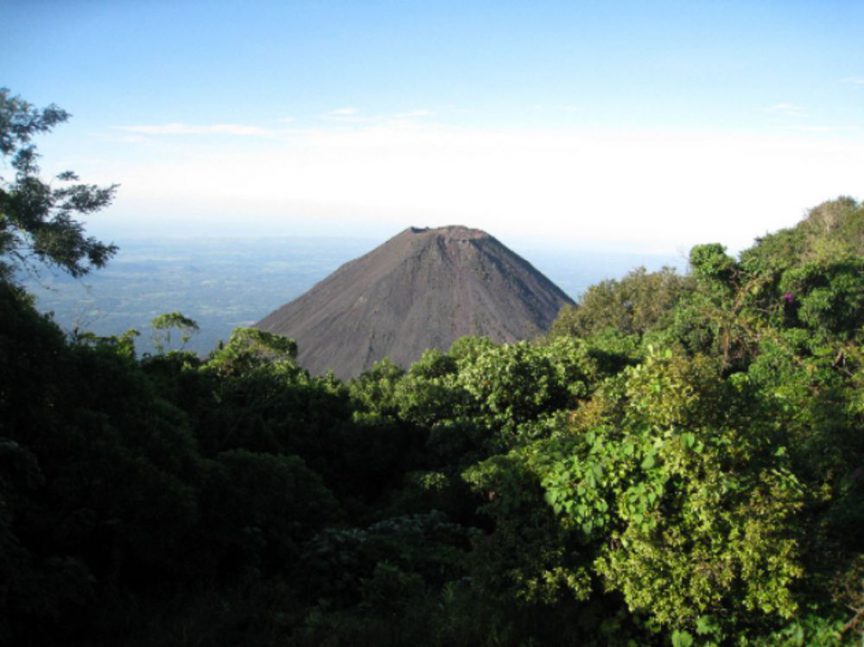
[22,236,683,356]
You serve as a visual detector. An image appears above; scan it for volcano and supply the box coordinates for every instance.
[256,226,573,379]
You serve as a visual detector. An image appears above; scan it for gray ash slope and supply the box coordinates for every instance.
[256,226,574,379]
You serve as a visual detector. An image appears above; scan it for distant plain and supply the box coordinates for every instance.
[23,236,684,356]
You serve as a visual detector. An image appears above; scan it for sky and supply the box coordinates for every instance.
[2,0,863,255]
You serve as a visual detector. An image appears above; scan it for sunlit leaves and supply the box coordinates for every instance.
[205,327,297,377]
[538,348,806,632]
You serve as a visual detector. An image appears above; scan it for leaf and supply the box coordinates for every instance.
[641,452,656,470]
[671,630,694,647]
[695,615,718,636]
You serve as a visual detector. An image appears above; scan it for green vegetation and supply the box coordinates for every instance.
[0,88,117,282]
[2,91,863,645]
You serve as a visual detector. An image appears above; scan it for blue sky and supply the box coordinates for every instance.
[3,1,863,253]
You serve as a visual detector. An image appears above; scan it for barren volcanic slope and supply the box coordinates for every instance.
[256,226,574,379]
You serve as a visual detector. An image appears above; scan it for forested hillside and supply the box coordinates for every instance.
[2,91,863,645]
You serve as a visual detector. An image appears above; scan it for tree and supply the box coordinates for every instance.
[0,88,117,282]
[549,266,692,339]
[150,311,199,353]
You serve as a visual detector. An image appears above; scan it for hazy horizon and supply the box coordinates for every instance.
[21,233,684,355]
[4,1,862,256]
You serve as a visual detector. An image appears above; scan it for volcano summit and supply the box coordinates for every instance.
[256,226,573,379]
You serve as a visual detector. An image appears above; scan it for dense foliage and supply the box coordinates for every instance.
[0,89,117,282]
[2,93,863,645]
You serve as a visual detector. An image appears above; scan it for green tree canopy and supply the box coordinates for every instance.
[550,266,692,339]
[150,311,200,353]
[0,88,117,282]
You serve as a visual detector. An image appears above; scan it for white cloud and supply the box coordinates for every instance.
[321,107,375,124]
[323,108,434,124]
[324,107,362,120]
[114,123,275,137]
[116,134,149,144]
[532,104,583,114]
[100,121,864,254]
[393,110,434,119]
[767,103,806,117]
[842,77,864,85]
[775,124,862,134]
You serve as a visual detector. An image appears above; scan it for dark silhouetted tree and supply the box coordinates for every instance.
[0,88,117,282]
